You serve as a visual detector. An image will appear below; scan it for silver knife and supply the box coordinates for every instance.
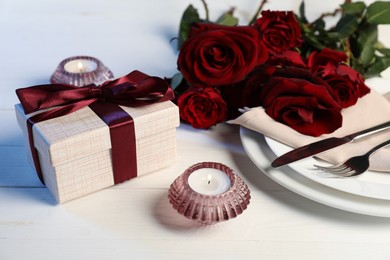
[271,120,390,167]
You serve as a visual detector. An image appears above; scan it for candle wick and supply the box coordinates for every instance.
[207,174,212,185]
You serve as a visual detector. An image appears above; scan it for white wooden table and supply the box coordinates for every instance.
[2,0,390,259]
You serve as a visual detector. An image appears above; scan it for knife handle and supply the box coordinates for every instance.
[350,120,390,140]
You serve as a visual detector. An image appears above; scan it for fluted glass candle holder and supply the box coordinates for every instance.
[168,162,251,225]
[50,55,114,87]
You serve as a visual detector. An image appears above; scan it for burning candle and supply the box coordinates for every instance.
[188,168,231,195]
[50,56,114,87]
[168,162,251,224]
[64,59,98,73]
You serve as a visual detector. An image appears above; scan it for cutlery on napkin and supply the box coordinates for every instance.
[229,90,390,172]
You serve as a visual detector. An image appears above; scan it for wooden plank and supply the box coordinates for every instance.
[1,187,390,259]
[1,239,390,260]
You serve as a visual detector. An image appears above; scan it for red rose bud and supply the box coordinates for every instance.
[177,23,268,87]
[177,87,228,129]
[255,10,303,54]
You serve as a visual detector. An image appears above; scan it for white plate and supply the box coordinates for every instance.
[240,127,390,217]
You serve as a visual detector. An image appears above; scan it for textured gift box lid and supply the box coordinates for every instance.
[15,101,179,167]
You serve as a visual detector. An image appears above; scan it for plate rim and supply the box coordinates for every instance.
[240,126,390,218]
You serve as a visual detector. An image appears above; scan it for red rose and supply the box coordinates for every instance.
[177,23,268,87]
[319,63,371,108]
[336,65,370,97]
[258,66,342,136]
[307,48,347,68]
[220,78,264,119]
[268,50,306,68]
[307,48,370,108]
[255,11,303,54]
[177,87,227,129]
[321,70,359,108]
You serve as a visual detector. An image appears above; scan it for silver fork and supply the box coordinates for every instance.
[314,139,390,177]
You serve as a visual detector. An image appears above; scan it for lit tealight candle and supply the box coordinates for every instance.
[50,56,114,87]
[64,59,98,73]
[168,162,251,224]
[188,168,231,195]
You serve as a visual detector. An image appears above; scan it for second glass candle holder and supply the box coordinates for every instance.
[168,162,251,225]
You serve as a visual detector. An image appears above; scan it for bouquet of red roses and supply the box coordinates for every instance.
[171,0,390,136]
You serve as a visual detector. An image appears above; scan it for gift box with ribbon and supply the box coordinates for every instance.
[15,70,180,203]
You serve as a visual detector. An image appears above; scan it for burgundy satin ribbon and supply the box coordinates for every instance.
[16,70,174,184]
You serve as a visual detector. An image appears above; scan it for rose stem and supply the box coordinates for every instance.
[200,0,210,21]
[248,0,268,25]
[316,8,341,21]
[343,0,352,65]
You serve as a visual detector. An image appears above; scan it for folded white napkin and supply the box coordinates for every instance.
[229,90,390,172]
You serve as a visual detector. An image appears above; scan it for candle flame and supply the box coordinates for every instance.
[77,62,84,73]
[207,174,212,184]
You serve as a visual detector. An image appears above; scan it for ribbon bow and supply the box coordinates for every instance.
[16,70,174,117]
[16,70,175,185]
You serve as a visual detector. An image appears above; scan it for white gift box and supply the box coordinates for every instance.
[15,101,179,203]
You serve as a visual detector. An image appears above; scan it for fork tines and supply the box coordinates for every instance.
[314,164,355,177]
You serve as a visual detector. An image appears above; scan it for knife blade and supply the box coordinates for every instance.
[271,120,390,168]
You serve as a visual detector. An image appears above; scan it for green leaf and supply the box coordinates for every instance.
[364,56,390,78]
[358,45,375,66]
[304,33,326,50]
[335,14,359,38]
[178,5,200,50]
[355,23,378,53]
[357,24,378,45]
[327,31,341,41]
[312,18,326,30]
[216,12,238,26]
[170,72,184,90]
[366,1,390,24]
[299,1,308,24]
[378,48,390,56]
[341,2,366,16]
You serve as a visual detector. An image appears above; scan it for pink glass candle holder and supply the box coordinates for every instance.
[168,162,251,225]
[50,55,114,87]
